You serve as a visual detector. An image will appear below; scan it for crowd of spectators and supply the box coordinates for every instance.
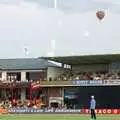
[0,99,67,112]
[1,71,120,82]
[0,99,45,109]
[54,72,120,81]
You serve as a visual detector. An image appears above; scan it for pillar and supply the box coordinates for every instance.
[62,87,64,106]
[2,71,7,81]
[62,63,64,68]
[21,71,26,81]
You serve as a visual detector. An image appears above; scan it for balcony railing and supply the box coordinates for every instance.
[40,79,120,86]
[0,81,28,88]
[0,79,120,87]
[41,80,74,86]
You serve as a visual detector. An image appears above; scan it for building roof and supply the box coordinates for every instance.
[0,58,58,70]
[40,54,120,65]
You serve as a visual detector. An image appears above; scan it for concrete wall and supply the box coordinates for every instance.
[48,87,62,97]
[42,87,64,107]
[47,67,65,80]
[48,87,63,107]
[72,64,109,72]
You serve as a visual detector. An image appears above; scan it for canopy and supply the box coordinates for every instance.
[40,54,120,65]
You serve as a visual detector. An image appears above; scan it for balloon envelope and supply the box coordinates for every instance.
[96,11,105,21]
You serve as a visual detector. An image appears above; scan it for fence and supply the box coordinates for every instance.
[6,108,120,114]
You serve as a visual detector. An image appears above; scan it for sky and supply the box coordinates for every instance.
[0,0,120,58]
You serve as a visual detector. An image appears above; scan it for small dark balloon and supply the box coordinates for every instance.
[96,11,105,21]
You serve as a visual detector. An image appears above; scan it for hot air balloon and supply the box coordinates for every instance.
[96,11,105,21]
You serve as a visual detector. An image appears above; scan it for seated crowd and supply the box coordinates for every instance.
[0,99,45,109]
[0,99,65,110]
[54,72,120,81]
[1,72,120,82]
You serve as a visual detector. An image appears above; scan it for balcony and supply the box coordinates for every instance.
[0,79,120,88]
[40,79,120,87]
[41,80,73,86]
[0,81,29,88]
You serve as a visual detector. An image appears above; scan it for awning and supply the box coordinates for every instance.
[40,54,120,65]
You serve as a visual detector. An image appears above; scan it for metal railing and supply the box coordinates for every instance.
[41,79,120,86]
[0,79,120,87]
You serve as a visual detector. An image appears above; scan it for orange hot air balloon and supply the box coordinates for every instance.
[96,11,105,21]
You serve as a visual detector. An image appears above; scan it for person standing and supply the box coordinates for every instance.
[90,95,96,120]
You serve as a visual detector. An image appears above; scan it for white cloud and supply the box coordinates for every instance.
[84,31,90,37]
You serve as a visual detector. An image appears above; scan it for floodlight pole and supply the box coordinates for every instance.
[54,0,57,9]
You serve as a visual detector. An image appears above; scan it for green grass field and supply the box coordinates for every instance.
[0,114,120,120]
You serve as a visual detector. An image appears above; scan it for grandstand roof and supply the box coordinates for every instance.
[0,58,58,70]
[40,54,120,65]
